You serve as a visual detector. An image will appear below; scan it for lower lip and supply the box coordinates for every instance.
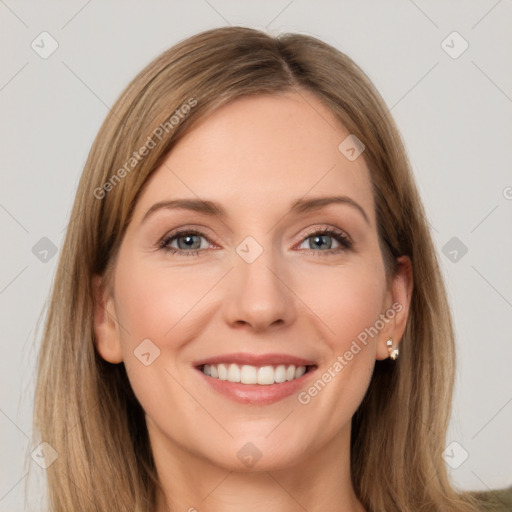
[196,367,317,405]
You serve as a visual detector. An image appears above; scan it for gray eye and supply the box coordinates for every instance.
[299,233,340,251]
[175,234,203,250]
[310,234,332,250]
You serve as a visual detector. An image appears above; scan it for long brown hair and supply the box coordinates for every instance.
[33,26,484,511]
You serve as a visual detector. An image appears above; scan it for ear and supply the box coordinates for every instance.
[92,274,123,364]
[375,255,414,360]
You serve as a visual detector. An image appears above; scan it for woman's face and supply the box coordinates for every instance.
[94,91,411,472]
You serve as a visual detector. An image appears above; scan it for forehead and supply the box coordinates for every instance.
[132,92,375,224]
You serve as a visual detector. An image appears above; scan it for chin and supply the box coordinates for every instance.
[202,436,311,473]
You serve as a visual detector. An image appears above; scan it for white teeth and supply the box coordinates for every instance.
[201,363,309,385]
[218,363,228,380]
[295,366,306,379]
[227,363,241,382]
[258,366,275,385]
[240,365,257,384]
[274,365,287,383]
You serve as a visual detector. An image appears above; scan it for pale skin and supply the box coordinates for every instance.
[93,91,413,512]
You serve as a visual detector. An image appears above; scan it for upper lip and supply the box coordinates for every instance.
[193,352,317,368]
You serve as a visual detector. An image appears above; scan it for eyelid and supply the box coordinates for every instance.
[295,224,352,246]
[158,225,218,243]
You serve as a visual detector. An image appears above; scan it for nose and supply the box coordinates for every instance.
[222,244,295,333]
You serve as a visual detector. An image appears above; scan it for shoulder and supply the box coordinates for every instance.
[470,485,512,511]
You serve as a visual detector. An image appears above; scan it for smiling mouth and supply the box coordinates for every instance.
[197,363,316,385]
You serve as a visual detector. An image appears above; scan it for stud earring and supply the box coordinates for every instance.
[386,339,399,360]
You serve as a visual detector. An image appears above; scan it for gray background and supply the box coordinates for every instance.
[1,1,511,509]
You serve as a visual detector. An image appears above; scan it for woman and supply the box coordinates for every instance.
[33,26,504,511]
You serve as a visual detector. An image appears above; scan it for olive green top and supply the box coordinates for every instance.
[474,485,512,511]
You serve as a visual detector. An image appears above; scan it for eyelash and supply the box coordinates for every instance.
[158,227,353,257]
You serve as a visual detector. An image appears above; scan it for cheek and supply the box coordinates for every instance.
[296,257,387,351]
[287,258,386,446]
[112,254,228,413]
[111,258,206,428]
[114,255,219,350]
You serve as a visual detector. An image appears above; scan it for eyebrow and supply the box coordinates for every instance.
[141,195,370,225]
